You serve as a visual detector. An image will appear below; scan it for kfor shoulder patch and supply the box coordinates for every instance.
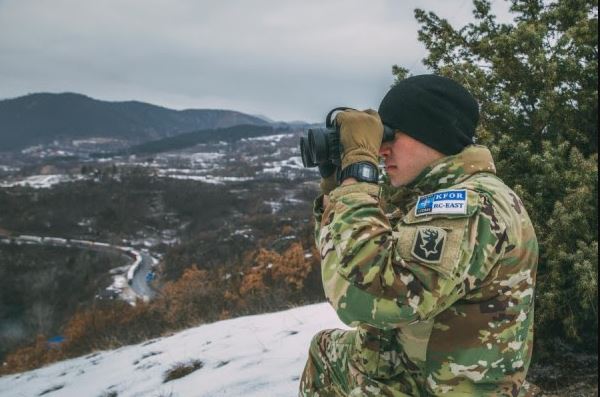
[411,226,447,263]
[415,189,467,216]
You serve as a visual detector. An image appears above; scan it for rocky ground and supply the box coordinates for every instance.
[529,351,598,397]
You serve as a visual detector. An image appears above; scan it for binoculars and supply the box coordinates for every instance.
[300,107,395,168]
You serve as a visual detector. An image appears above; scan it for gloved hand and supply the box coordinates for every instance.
[318,162,337,195]
[335,109,383,170]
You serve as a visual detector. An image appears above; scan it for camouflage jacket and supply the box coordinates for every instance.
[314,145,539,396]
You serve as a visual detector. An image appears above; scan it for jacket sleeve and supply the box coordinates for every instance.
[316,183,501,330]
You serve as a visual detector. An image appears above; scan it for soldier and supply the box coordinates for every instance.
[299,75,539,396]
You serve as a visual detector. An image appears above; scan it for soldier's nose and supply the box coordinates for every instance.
[379,144,391,158]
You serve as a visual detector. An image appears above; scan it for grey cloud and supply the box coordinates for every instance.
[0,0,513,122]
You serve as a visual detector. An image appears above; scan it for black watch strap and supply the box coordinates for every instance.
[338,162,379,184]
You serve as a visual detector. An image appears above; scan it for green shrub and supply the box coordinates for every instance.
[393,0,598,355]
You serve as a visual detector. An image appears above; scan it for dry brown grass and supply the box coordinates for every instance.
[162,359,204,383]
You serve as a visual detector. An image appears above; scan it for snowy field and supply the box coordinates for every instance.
[0,303,349,397]
[0,174,86,188]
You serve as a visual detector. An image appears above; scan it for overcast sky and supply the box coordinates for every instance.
[0,0,513,122]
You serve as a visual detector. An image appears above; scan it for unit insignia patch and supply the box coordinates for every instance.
[411,226,447,263]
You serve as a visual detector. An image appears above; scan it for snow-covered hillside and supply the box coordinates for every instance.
[0,303,348,397]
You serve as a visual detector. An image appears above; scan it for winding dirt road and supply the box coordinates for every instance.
[0,234,158,301]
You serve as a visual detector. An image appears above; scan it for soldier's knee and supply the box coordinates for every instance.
[301,331,331,396]
[309,328,356,368]
[301,329,356,396]
[308,330,328,359]
[310,330,328,347]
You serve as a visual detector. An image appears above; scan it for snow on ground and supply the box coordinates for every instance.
[162,174,254,184]
[264,200,283,213]
[0,165,19,172]
[262,156,304,174]
[72,138,123,146]
[190,152,224,165]
[0,303,349,397]
[243,133,295,143]
[0,174,86,188]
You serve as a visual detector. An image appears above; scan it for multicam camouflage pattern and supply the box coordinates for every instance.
[300,145,539,397]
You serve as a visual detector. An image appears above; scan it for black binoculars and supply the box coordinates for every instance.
[299,107,395,168]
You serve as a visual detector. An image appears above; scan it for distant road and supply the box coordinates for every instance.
[0,234,158,301]
[130,249,158,299]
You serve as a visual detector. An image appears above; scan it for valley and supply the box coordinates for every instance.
[0,124,323,366]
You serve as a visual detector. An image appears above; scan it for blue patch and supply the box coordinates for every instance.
[415,189,468,216]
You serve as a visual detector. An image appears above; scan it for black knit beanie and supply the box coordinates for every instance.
[378,75,479,155]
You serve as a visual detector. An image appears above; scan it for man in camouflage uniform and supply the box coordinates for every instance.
[299,75,539,396]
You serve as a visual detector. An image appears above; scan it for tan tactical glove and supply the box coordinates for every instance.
[318,162,337,195]
[335,109,383,170]
[320,175,337,195]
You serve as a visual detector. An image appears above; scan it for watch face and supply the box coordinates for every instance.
[354,163,377,182]
[339,162,378,183]
[360,166,374,179]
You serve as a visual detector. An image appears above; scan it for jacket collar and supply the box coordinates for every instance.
[387,145,496,213]
[408,145,496,194]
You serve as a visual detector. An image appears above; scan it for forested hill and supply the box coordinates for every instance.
[0,93,270,150]
[123,124,277,155]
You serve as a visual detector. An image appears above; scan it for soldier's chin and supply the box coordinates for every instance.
[389,175,406,187]
[390,174,415,188]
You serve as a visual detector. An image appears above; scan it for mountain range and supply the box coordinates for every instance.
[0,93,278,151]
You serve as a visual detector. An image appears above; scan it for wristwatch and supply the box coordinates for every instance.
[337,162,379,184]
